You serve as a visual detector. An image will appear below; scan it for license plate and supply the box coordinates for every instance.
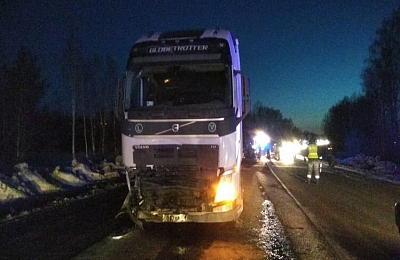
[162,214,188,222]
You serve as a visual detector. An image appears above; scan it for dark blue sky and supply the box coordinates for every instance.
[2,0,400,133]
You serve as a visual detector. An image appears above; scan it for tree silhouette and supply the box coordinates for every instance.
[62,33,84,160]
[0,47,48,163]
[362,7,400,160]
[324,5,400,161]
[244,101,301,142]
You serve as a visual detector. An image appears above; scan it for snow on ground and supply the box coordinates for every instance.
[335,153,400,184]
[295,153,400,184]
[0,156,125,204]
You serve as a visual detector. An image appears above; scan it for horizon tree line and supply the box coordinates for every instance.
[0,34,121,169]
[323,5,400,162]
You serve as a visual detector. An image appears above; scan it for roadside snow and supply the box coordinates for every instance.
[52,166,87,187]
[16,162,60,193]
[0,157,125,204]
[0,179,25,201]
[335,153,400,183]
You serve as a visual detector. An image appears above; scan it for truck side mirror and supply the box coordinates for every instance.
[241,75,251,117]
[114,77,126,120]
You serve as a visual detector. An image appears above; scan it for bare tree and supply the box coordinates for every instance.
[62,33,84,160]
[0,54,7,151]
[86,53,103,156]
[103,56,118,154]
[86,54,118,156]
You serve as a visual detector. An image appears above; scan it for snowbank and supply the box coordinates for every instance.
[0,158,124,204]
[72,159,106,181]
[52,166,87,187]
[0,179,25,201]
[336,153,400,183]
[16,162,60,193]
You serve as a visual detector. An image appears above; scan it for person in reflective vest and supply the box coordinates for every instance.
[307,139,320,184]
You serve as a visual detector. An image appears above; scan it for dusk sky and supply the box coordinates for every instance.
[2,0,400,133]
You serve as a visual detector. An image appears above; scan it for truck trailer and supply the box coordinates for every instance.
[114,28,250,227]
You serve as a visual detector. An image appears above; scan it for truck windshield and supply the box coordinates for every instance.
[125,64,231,109]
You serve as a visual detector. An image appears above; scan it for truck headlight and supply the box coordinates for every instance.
[214,173,235,203]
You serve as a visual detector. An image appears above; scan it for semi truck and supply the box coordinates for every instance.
[114,29,250,228]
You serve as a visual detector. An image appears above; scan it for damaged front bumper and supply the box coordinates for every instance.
[118,160,243,227]
[137,199,243,223]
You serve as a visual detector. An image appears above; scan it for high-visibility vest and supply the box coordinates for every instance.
[308,144,319,159]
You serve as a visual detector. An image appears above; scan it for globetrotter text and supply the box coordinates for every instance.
[148,45,209,54]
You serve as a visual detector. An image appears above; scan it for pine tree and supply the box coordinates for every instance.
[0,47,47,162]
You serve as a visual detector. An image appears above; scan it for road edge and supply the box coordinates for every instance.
[260,161,356,260]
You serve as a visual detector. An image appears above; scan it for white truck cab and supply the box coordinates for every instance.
[115,29,250,227]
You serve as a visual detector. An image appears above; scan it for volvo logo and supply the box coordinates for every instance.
[155,121,196,135]
[172,123,180,132]
[135,123,143,133]
[208,122,217,132]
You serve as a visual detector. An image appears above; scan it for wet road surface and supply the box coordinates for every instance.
[266,159,400,260]
[73,160,338,260]
[73,160,298,260]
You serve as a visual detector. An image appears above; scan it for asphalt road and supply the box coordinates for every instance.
[73,160,338,260]
[73,160,290,260]
[266,158,400,260]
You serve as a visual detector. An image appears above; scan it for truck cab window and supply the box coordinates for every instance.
[125,64,231,109]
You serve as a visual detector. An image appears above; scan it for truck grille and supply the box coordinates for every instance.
[154,148,174,158]
[178,147,197,158]
[133,144,218,171]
